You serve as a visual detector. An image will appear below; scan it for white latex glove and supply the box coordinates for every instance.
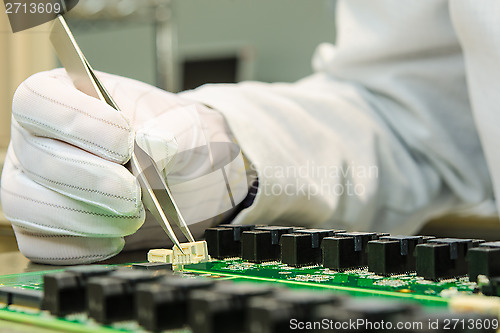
[0,69,248,265]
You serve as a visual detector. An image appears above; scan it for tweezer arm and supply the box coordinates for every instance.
[130,141,196,246]
[49,15,195,252]
[130,147,185,251]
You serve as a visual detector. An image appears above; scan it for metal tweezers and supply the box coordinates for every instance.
[49,15,195,252]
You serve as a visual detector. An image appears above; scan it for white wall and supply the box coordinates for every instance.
[69,0,336,87]
[176,0,336,83]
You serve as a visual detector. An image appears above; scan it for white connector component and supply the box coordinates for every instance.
[148,248,174,264]
[173,241,211,265]
[147,241,210,266]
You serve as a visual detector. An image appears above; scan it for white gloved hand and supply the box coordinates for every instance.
[0,69,248,265]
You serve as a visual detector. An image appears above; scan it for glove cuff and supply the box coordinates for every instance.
[13,226,124,265]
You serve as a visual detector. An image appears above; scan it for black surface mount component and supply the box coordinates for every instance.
[367,235,424,275]
[280,229,338,266]
[188,282,275,333]
[43,265,115,316]
[241,226,294,263]
[205,224,255,259]
[415,238,483,280]
[467,241,500,282]
[87,270,161,324]
[321,232,380,270]
[246,290,343,333]
[136,276,215,332]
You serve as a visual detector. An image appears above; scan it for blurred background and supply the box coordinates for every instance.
[0,0,498,254]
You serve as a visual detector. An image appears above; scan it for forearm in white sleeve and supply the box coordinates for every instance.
[181,74,444,235]
[449,0,500,216]
[181,0,495,234]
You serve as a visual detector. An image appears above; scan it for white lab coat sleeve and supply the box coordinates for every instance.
[180,0,495,234]
[449,1,500,217]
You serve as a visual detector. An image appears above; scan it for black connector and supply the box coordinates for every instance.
[205,225,255,259]
[87,270,161,324]
[242,226,294,263]
[367,236,423,275]
[136,276,215,332]
[43,265,115,316]
[280,229,337,266]
[321,232,380,270]
[246,290,343,333]
[188,283,275,333]
[467,241,500,282]
[415,238,483,280]
[241,231,275,263]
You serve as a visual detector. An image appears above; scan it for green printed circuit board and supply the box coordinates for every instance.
[1,225,500,332]
[0,259,488,333]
